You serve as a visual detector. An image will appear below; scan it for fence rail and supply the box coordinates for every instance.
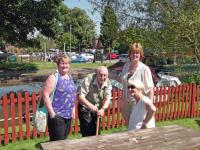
[0,83,199,145]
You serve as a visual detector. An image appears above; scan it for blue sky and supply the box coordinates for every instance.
[63,0,101,35]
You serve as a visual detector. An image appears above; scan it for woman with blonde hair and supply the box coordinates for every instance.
[43,55,77,141]
[127,79,156,130]
[121,42,154,125]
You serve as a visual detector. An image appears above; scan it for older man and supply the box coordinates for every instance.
[78,66,112,137]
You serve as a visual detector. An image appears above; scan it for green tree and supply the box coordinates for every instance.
[88,0,146,30]
[88,0,152,53]
[116,28,147,53]
[100,4,119,52]
[56,32,78,52]
[146,0,200,63]
[89,0,200,66]
[56,5,96,52]
[0,0,62,45]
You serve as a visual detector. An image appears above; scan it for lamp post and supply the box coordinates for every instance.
[44,42,47,62]
[64,42,66,54]
[70,25,72,52]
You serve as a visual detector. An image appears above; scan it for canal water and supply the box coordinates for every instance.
[0,82,44,98]
[0,79,123,98]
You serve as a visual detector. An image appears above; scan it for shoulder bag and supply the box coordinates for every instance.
[33,72,58,132]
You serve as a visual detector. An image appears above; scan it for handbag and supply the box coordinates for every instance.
[33,72,58,132]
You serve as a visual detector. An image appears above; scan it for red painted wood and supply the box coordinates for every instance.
[161,87,167,121]
[184,84,189,118]
[121,90,125,127]
[111,90,116,128]
[116,89,121,128]
[197,85,200,118]
[158,87,163,121]
[102,98,106,130]
[17,92,23,141]
[192,84,198,118]
[165,87,171,120]
[2,94,9,144]
[32,92,38,138]
[154,87,159,120]
[107,103,111,130]
[180,85,185,118]
[0,84,199,145]
[177,85,181,118]
[173,86,179,119]
[171,87,176,120]
[10,93,16,142]
[169,87,174,120]
[25,92,31,140]
[188,83,193,117]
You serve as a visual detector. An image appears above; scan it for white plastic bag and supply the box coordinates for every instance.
[33,106,48,133]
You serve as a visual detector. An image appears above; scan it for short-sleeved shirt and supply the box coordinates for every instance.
[52,73,77,119]
[128,96,155,131]
[120,61,154,122]
[78,73,112,109]
[121,61,154,102]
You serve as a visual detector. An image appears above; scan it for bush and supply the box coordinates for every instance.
[187,74,200,84]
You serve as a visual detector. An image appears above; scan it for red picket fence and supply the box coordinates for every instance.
[0,83,199,145]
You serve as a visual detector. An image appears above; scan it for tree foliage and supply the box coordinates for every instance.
[100,4,118,51]
[0,0,62,45]
[146,0,200,62]
[88,0,142,30]
[55,5,96,51]
[88,0,156,53]
[89,0,200,64]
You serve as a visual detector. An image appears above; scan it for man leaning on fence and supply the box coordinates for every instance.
[77,66,112,137]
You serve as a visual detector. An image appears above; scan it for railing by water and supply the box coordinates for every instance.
[0,83,199,145]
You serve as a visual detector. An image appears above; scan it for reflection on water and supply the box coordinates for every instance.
[76,79,123,90]
[0,78,123,99]
[0,82,44,98]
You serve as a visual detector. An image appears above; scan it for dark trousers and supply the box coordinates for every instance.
[48,115,71,141]
[78,103,99,137]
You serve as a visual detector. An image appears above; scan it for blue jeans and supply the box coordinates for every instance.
[48,115,72,141]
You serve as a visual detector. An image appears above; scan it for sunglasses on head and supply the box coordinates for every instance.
[127,85,136,89]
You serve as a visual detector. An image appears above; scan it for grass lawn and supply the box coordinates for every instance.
[0,61,114,70]
[0,118,199,150]
[0,61,115,77]
[33,61,114,69]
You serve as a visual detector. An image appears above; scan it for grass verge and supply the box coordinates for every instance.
[0,118,199,150]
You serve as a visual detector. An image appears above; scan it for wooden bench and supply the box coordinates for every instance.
[41,125,200,150]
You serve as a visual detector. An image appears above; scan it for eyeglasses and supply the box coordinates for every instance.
[127,85,136,89]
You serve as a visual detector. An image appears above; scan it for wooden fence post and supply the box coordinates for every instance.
[1,84,199,145]
[32,92,38,138]
[10,93,16,143]
[25,92,31,140]
[2,94,9,145]
[17,92,23,141]
[189,83,193,118]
